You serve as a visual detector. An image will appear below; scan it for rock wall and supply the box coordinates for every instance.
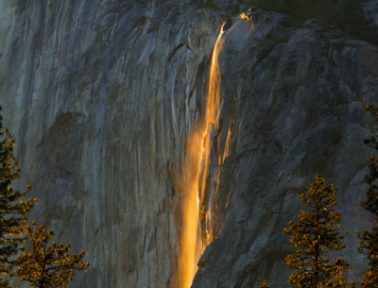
[0,1,221,287]
[0,1,377,287]
[195,12,378,287]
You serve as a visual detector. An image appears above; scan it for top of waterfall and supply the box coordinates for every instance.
[223,16,233,31]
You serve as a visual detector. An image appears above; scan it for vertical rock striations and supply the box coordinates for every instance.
[0,1,221,287]
[0,1,377,287]
[175,22,225,288]
[194,12,378,287]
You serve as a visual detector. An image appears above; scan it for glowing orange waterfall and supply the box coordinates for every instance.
[176,23,225,288]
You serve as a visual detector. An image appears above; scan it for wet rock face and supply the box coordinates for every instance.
[0,1,377,288]
[194,13,378,288]
[0,1,220,287]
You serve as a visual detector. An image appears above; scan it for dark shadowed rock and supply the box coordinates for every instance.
[0,1,377,287]
[193,13,378,288]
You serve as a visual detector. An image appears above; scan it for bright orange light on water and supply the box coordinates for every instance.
[176,23,225,288]
[240,12,253,25]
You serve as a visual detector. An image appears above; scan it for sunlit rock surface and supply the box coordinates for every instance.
[194,13,378,288]
[0,1,220,287]
[0,1,377,287]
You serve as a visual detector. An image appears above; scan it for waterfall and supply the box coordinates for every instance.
[175,23,225,288]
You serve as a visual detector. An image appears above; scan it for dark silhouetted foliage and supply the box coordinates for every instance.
[359,104,378,288]
[0,107,36,287]
[17,222,89,288]
[284,175,354,288]
[0,107,88,287]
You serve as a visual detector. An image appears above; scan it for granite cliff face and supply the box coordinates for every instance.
[0,1,377,287]
[0,1,220,286]
[194,13,378,287]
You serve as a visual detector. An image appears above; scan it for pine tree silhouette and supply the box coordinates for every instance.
[0,107,36,287]
[284,175,354,288]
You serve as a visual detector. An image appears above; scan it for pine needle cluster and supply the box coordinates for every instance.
[0,111,37,287]
[259,104,378,287]
[284,175,353,288]
[17,222,89,288]
[0,107,88,287]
